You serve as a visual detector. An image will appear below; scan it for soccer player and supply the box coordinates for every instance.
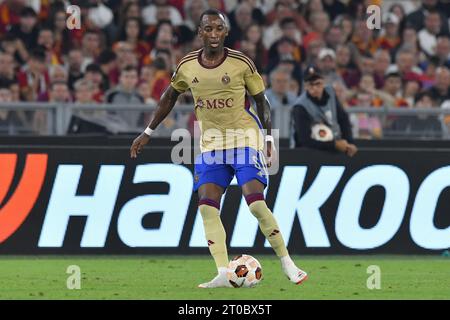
[130,9,307,288]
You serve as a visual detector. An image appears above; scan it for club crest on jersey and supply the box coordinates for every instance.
[221,73,230,84]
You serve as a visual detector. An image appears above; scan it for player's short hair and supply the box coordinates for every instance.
[199,9,227,27]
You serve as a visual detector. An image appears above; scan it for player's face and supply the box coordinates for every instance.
[305,79,325,99]
[198,15,228,52]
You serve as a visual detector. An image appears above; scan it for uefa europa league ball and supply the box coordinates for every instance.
[227,254,263,288]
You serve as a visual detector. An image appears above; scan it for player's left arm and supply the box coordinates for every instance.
[245,64,275,166]
[253,92,275,166]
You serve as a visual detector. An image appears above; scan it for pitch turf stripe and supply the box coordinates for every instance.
[228,50,257,71]
[175,56,197,73]
[228,54,256,73]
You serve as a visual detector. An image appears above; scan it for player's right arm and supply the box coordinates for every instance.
[130,56,190,158]
[130,85,181,158]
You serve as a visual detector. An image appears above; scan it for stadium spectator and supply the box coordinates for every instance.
[138,81,155,105]
[292,65,357,155]
[373,50,392,89]
[317,48,346,87]
[389,48,423,82]
[33,80,71,134]
[116,17,150,66]
[335,43,359,89]
[381,71,405,107]
[105,65,143,104]
[98,50,118,92]
[84,63,105,102]
[16,47,49,102]
[427,66,450,104]
[435,35,450,67]
[405,0,449,35]
[0,51,16,81]
[335,14,354,43]
[267,36,297,67]
[238,23,266,71]
[418,10,445,57]
[147,57,171,101]
[106,65,144,129]
[74,79,96,105]
[49,8,72,57]
[226,2,254,48]
[348,74,384,108]
[66,49,84,91]
[376,13,401,53]
[322,0,347,22]
[37,65,68,102]
[301,0,324,29]
[0,0,26,35]
[302,11,330,50]
[37,27,62,65]
[181,0,209,33]
[325,25,345,51]
[351,19,377,55]
[87,0,114,30]
[0,78,27,133]
[9,6,39,52]
[404,79,422,107]
[303,37,326,66]
[81,30,102,71]
[389,91,443,138]
[142,0,183,26]
[263,1,304,49]
[265,67,297,110]
[117,1,142,28]
[48,80,71,103]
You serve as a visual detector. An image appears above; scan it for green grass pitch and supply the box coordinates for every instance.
[0,255,448,300]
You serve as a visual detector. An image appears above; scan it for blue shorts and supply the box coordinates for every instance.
[193,147,268,192]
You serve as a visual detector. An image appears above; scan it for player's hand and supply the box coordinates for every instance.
[265,141,277,168]
[346,144,358,157]
[334,139,349,153]
[130,132,150,158]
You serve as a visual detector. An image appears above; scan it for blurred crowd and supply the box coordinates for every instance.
[0,0,449,138]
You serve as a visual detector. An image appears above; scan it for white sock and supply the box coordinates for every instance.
[280,255,294,267]
[218,267,228,276]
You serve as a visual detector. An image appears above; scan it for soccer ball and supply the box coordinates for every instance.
[227,254,263,288]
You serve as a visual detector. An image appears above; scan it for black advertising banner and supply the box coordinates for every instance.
[0,145,449,254]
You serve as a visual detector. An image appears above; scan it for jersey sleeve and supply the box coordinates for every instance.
[244,65,265,96]
[170,64,189,93]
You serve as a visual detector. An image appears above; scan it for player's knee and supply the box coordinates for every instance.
[198,198,220,219]
[245,193,268,217]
